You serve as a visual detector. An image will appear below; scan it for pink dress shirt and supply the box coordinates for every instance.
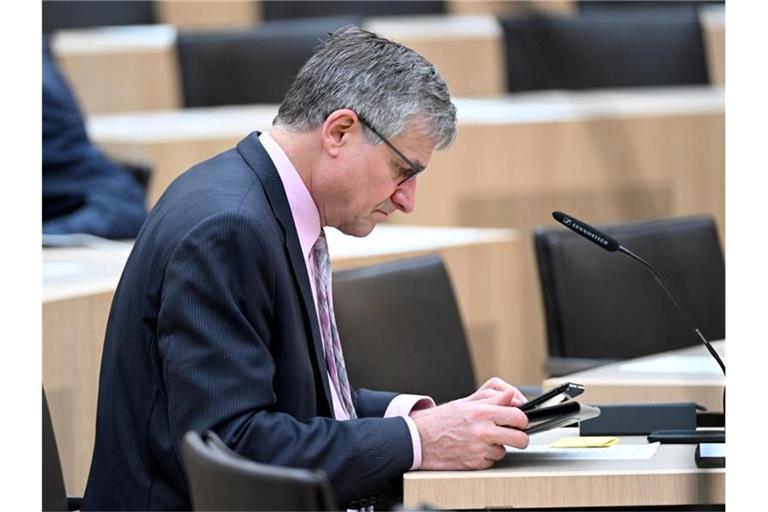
[258,132,434,470]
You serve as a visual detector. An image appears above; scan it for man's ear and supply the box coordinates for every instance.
[320,109,359,156]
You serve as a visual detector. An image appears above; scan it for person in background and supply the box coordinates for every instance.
[42,44,146,239]
[82,27,528,510]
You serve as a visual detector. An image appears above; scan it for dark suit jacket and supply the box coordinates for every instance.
[42,45,147,239]
[82,133,414,510]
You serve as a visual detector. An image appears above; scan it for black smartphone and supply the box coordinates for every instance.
[524,400,601,435]
[520,382,585,413]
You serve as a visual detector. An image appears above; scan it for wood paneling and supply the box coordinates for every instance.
[51,26,181,114]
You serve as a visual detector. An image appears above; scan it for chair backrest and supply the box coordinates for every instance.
[43,388,68,512]
[577,1,724,15]
[181,431,337,511]
[261,1,446,21]
[176,16,359,108]
[499,9,709,92]
[332,254,476,404]
[534,215,725,376]
[43,0,156,34]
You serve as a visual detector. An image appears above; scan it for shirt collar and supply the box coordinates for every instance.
[259,131,321,259]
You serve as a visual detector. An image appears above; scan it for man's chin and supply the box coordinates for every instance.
[337,221,377,238]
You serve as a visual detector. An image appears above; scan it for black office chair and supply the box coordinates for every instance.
[42,0,156,34]
[577,1,724,16]
[181,430,337,511]
[176,16,360,108]
[498,9,710,92]
[261,1,446,21]
[43,388,82,511]
[332,254,477,404]
[534,215,724,377]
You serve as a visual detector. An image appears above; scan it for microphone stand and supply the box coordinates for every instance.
[551,211,725,466]
[618,245,726,419]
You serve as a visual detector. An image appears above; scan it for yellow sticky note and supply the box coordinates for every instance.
[550,436,619,448]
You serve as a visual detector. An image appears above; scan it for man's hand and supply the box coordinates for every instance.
[410,379,529,470]
[457,377,528,407]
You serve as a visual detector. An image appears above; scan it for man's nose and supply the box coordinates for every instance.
[392,178,417,214]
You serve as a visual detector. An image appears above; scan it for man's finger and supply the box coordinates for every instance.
[483,403,529,429]
[479,388,517,406]
[484,424,530,450]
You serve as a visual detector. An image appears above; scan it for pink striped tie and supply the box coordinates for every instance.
[312,230,357,419]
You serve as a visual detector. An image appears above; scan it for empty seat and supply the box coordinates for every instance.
[534,215,724,376]
[577,1,724,16]
[43,0,156,34]
[176,16,360,107]
[181,430,336,511]
[333,254,476,404]
[262,1,446,21]
[499,9,710,92]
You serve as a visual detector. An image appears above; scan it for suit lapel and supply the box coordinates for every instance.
[236,132,333,414]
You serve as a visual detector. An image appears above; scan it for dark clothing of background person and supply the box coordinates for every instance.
[42,46,147,239]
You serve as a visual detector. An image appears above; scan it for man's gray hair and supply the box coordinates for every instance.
[274,26,457,150]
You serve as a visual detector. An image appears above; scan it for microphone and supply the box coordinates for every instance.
[551,211,726,376]
[552,211,620,252]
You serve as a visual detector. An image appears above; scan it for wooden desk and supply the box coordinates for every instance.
[365,15,505,96]
[43,225,523,495]
[88,86,724,387]
[448,0,574,16]
[543,341,726,413]
[404,427,724,509]
[50,25,182,114]
[155,0,260,28]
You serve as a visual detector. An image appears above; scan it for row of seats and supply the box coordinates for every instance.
[49,4,722,115]
[42,0,570,33]
[42,0,722,33]
[179,9,711,108]
[42,0,446,33]
[44,214,725,509]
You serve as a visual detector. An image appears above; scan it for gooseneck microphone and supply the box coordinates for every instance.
[552,211,726,376]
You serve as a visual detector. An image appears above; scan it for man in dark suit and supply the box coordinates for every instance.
[82,27,529,510]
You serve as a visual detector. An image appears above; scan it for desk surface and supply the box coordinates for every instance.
[43,225,514,302]
[404,427,724,509]
[543,341,726,412]
[87,87,724,144]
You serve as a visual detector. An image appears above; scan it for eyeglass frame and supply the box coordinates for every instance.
[356,114,425,186]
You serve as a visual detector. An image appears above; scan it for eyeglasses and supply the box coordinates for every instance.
[357,115,425,186]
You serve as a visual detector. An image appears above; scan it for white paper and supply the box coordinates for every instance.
[505,442,660,460]
[618,355,722,374]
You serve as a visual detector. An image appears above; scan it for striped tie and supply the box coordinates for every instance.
[311,230,357,419]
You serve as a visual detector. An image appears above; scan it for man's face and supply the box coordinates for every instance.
[324,120,435,237]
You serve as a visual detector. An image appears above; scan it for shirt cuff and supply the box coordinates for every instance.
[384,394,436,470]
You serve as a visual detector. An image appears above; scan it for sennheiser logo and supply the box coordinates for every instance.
[569,220,609,247]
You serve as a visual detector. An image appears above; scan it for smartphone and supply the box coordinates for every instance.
[520,382,585,413]
[524,400,600,435]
